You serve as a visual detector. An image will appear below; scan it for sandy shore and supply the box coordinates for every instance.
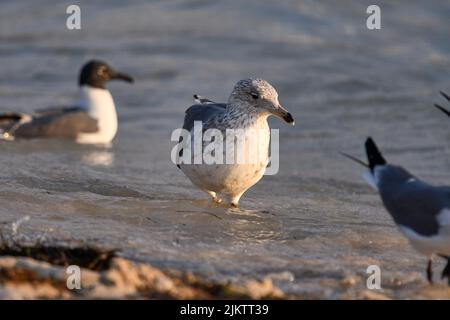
[1,240,450,299]
[0,250,284,299]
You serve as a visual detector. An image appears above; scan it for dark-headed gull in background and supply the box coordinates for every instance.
[0,60,133,144]
[342,137,450,285]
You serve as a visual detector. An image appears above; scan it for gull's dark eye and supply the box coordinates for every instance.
[251,93,259,100]
[97,66,107,76]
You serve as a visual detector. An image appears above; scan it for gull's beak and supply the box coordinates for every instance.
[270,104,295,125]
[111,70,134,83]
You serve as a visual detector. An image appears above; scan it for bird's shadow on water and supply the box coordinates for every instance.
[173,199,283,242]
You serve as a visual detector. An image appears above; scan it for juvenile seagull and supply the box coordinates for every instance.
[342,138,450,284]
[178,78,294,207]
[0,60,133,144]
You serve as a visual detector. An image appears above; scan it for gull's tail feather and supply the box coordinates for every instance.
[365,137,387,172]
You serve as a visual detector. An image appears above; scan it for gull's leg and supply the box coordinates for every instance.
[206,190,222,204]
[441,256,450,285]
[230,191,246,208]
[427,259,433,284]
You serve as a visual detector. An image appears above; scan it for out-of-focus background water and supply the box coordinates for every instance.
[1,0,450,298]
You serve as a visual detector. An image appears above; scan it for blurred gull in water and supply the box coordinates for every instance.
[0,60,133,145]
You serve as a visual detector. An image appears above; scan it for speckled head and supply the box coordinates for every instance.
[228,78,294,125]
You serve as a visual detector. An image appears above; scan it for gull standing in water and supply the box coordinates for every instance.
[0,60,133,144]
[342,137,450,284]
[177,78,294,207]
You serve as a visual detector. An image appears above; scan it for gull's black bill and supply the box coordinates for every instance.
[340,138,387,172]
[112,72,134,83]
[283,112,295,124]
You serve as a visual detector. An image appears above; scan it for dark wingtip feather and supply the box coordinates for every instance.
[434,103,450,118]
[440,91,450,103]
[365,137,387,172]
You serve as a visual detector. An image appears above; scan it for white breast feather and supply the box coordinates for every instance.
[76,86,118,144]
[181,116,270,196]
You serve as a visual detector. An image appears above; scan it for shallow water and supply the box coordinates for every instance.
[1,0,450,298]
